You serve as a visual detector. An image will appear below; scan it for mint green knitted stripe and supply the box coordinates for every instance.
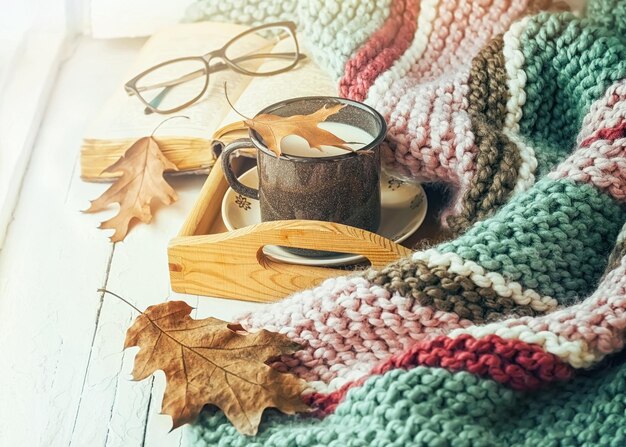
[533,141,568,178]
[191,358,626,447]
[438,178,626,303]
[518,10,626,174]
[586,0,626,34]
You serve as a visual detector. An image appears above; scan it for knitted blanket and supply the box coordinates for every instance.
[185,0,626,445]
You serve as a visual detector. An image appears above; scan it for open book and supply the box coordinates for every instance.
[81,21,337,181]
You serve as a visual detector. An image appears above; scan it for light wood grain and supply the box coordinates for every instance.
[177,154,229,237]
[171,152,413,302]
[80,137,214,181]
[170,216,412,302]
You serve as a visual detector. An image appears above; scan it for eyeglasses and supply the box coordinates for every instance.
[124,21,304,115]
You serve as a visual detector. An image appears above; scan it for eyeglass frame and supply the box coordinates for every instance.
[124,21,304,115]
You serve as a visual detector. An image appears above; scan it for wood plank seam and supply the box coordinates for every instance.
[68,244,116,446]
[139,377,154,447]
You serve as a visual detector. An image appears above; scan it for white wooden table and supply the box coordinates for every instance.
[0,36,263,447]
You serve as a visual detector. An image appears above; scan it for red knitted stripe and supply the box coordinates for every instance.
[581,121,626,147]
[305,334,574,416]
[339,0,419,101]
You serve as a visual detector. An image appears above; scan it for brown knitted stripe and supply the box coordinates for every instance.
[366,258,541,324]
[447,36,522,233]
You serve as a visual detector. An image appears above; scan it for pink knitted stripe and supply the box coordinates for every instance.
[580,121,626,147]
[238,276,471,384]
[577,82,626,144]
[404,0,535,81]
[381,69,475,186]
[305,334,573,415]
[339,0,419,102]
[549,136,626,201]
[370,0,539,221]
[551,83,626,202]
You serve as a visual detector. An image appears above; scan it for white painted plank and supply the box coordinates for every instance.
[0,30,68,247]
[0,36,144,447]
[70,175,205,447]
[90,0,193,39]
[73,171,263,447]
[0,33,269,447]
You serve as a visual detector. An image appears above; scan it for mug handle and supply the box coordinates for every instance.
[221,138,260,200]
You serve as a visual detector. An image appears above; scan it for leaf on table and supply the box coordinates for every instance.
[84,136,178,242]
[124,300,310,435]
[243,103,350,156]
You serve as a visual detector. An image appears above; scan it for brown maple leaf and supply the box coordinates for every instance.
[244,104,350,156]
[124,299,309,435]
[84,136,178,242]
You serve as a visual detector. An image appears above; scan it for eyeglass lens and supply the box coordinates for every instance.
[134,58,208,113]
[133,24,298,113]
[224,25,297,74]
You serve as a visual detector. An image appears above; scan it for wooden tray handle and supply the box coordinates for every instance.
[170,154,412,302]
[169,220,412,302]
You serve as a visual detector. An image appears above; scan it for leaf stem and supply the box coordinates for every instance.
[98,288,144,314]
[224,82,253,120]
[150,115,190,137]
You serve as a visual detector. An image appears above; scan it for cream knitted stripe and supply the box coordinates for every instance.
[365,0,439,106]
[502,16,538,194]
[576,82,626,145]
[550,81,626,199]
[502,17,531,134]
[412,249,559,312]
[549,137,626,201]
[617,224,626,244]
[505,130,538,193]
[299,0,394,80]
[449,258,626,369]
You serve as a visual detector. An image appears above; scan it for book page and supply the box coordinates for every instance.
[218,38,337,128]
[84,21,274,142]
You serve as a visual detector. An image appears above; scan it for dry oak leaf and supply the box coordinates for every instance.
[244,103,350,156]
[125,300,310,435]
[84,136,178,242]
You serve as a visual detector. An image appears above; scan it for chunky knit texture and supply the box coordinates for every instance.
[186,1,626,445]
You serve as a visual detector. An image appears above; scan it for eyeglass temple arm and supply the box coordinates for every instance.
[139,52,304,114]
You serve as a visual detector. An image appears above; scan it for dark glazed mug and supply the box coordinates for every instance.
[221,96,386,256]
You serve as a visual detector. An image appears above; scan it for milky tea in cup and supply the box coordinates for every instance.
[221,96,387,256]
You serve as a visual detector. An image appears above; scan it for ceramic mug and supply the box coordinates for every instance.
[221,96,386,255]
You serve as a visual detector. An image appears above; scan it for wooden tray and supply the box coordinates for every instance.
[168,155,447,303]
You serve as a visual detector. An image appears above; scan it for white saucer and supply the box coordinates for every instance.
[221,168,427,267]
